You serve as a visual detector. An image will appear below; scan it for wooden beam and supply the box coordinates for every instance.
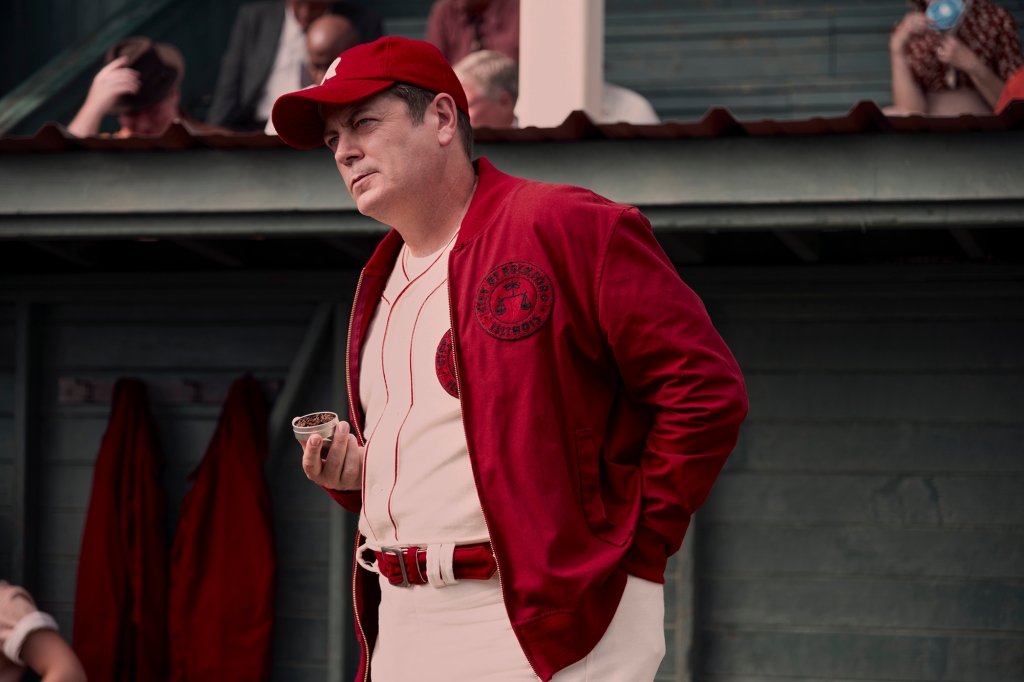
[0,270,360,305]
[678,519,697,682]
[518,0,604,127]
[265,301,333,474]
[4,201,1024,239]
[11,302,40,592]
[660,517,698,682]
[328,298,355,682]
[658,232,707,264]
[774,230,821,263]
[323,237,374,264]
[171,239,242,268]
[5,134,1024,219]
[949,228,986,260]
[26,241,95,268]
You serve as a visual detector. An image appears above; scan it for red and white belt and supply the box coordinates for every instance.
[359,542,497,588]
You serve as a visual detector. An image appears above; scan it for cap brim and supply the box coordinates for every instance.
[272,78,395,149]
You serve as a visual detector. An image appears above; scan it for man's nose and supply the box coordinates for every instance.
[335,133,362,166]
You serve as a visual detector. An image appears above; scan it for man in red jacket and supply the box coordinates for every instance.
[273,37,747,682]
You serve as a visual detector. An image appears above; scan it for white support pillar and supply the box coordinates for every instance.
[516,0,604,128]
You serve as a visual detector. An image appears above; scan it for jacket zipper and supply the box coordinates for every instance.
[351,531,369,682]
[346,271,366,446]
[345,269,370,682]
[447,276,542,680]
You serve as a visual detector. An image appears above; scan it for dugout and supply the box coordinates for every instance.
[3,2,1024,679]
[1,104,1022,682]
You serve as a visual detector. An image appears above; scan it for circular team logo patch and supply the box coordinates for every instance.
[475,261,554,340]
[435,330,459,398]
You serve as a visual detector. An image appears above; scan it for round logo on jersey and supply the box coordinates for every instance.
[475,261,554,340]
[435,330,459,398]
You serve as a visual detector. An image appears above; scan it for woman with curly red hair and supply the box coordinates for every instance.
[889,0,1024,114]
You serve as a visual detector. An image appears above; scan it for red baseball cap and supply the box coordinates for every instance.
[272,36,469,149]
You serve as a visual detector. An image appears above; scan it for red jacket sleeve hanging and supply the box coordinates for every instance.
[73,379,168,682]
[168,375,276,682]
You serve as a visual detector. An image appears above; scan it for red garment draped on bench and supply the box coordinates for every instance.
[73,379,168,682]
[169,375,276,682]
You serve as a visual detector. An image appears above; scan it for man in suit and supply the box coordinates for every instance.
[208,0,383,131]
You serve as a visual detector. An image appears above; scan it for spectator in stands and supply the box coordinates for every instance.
[426,0,519,64]
[67,37,221,138]
[306,14,361,85]
[0,580,86,682]
[600,83,660,125]
[454,50,518,127]
[209,0,383,131]
[265,13,361,135]
[889,0,1024,115]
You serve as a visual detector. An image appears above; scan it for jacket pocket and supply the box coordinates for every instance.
[575,428,634,548]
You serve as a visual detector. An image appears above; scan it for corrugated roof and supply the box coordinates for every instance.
[1,100,1022,153]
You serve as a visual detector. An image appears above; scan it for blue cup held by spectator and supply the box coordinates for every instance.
[926,0,966,31]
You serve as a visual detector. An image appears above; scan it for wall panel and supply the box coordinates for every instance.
[0,304,14,582]
[9,265,1023,682]
[690,267,1024,682]
[25,296,338,682]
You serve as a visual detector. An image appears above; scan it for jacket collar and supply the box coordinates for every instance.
[455,157,522,250]
[362,157,522,275]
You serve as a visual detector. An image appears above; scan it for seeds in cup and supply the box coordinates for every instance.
[294,412,336,427]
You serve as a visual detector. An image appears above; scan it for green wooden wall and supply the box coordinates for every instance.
[692,266,1024,682]
[0,306,13,584]
[3,263,1022,682]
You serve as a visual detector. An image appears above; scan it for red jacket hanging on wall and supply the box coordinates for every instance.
[168,375,276,682]
[73,379,168,682]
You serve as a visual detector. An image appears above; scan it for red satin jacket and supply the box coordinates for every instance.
[328,157,748,681]
[73,379,167,682]
[169,376,276,682]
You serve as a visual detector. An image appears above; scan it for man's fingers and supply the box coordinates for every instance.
[299,421,361,489]
[112,70,141,87]
[339,434,363,490]
[322,423,350,478]
[301,434,324,480]
[102,56,130,73]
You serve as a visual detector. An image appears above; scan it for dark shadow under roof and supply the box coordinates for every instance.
[1,100,1023,153]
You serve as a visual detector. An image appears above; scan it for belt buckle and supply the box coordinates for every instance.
[380,546,410,587]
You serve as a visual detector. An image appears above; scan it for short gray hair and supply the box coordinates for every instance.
[453,50,518,105]
[386,83,474,160]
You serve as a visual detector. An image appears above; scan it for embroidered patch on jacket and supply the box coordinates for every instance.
[435,330,459,398]
[475,261,554,340]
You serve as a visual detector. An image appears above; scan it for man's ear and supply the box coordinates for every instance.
[433,92,459,148]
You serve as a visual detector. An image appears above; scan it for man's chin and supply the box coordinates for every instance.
[354,190,385,220]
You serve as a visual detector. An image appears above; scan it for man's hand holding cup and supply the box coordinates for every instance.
[293,412,363,491]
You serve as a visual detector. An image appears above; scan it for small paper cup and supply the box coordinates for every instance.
[292,412,339,456]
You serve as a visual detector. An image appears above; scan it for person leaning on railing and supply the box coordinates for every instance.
[67,37,225,138]
[888,0,1024,115]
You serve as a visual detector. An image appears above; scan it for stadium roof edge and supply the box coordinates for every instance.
[2,100,1023,153]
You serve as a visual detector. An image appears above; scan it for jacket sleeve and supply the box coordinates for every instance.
[322,485,362,514]
[207,5,250,126]
[596,208,748,582]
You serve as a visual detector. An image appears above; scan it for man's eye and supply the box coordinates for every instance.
[327,136,339,149]
[355,118,373,128]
